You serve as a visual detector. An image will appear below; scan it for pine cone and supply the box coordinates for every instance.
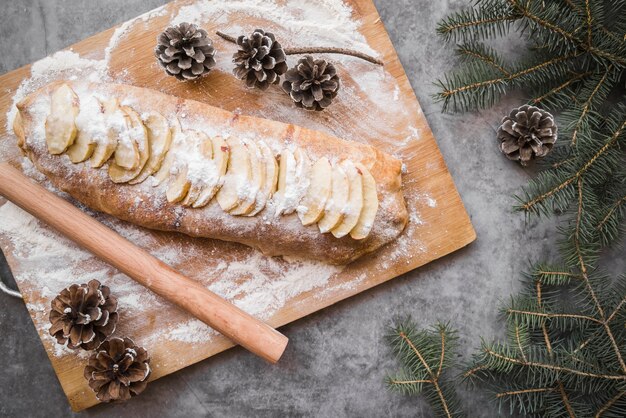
[233,29,288,90]
[497,105,558,166]
[49,280,118,351]
[155,22,216,81]
[84,337,151,402]
[282,56,340,111]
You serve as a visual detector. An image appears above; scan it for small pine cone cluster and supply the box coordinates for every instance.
[49,280,152,402]
[282,56,340,111]
[155,22,217,81]
[497,105,558,166]
[232,29,288,90]
[49,280,118,350]
[84,337,151,402]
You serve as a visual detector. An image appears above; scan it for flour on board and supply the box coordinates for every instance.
[0,0,427,357]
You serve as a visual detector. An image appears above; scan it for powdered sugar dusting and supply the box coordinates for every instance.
[0,199,344,354]
[0,0,430,361]
[104,5,169,65]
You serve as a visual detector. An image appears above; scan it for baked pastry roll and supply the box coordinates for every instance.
[13,81,408,264]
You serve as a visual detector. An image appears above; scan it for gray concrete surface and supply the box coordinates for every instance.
[0,1,587,417]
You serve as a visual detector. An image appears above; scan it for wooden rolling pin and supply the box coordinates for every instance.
[0,163,288,363]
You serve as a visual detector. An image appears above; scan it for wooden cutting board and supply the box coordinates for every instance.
[0,0,475,412]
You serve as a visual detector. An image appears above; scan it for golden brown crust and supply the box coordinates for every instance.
[14,81,408,264]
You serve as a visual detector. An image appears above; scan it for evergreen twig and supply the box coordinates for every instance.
[387,1,626,416]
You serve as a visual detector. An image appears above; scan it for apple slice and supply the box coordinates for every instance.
[230,140,265,215]
[45,83,79,155]
[298,157,332,226]
[111,107,140,170]
[193,135,230,208]
[166,164,191,203]
[350,163,379,240]
[331,160,364,238]
[108,106,150,184]
[129,112,172,185]
[286,147,311,215]
[153,118,182,185]
[318,162,350,233]
[274,149,297,216]
[216,137,251,211]
[182,130,213,207]
[12,110,25,152]
[66,128,96,163]
[90,98,120,168]
[66,95,106,163]
[247,140,277,216]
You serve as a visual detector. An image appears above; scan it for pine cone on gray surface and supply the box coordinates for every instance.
[497,105,558,166]
[232,29,288,90]
[282,56,340,111]
[155,22,216,81]
[84,337,151,402]
[49,280,118,351]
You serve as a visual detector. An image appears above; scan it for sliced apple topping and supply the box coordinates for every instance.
[110,106,141,171]
[12,110,25,152]
[331,160,364,238]
[108,106,150,184]
[288,148,312,214]
[350,163,378,240]
[182,130,213,207]
[230,140,265,215]
[45,83,79,155]
[67,127,96,163]
[66,95,106,163]
[166,164,191,203]
[298,157,332,226]
[273,149,296,216]
[90,97,120,168]
[153,118,182,186]
[129,112,172,185]
[247,140,277,216]
[318,162,350,233]
[216,137,251,211]
[193,135,229,208]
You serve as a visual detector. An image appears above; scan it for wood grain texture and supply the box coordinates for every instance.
[0,0,475,411]
[0,163,289,364]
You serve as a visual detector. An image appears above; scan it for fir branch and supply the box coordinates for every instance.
[436,2,518,42]
[508,0,580,45]
[558,381,576,418]
[506,308,603,325]
[530,71,591,107]
[596,193,626,246]
[456,43,511,76]
[536,281,555,354]
[570,178,626,374]
[386,321,464,418]
[569,67,613,146]
[516,114,626,214]
[435,52,577,112]
[390,3,626,416]
[596,391,626,417]
[495,387,554,398]
[480,346,626,380]
[586,0,593,47]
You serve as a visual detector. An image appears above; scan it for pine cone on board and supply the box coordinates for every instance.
[232,29,288,90]
[49,280,118,350]
[282,56,340,111]
[84,337,151,402]
[155,22,217,81]
[497,105,558,166]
